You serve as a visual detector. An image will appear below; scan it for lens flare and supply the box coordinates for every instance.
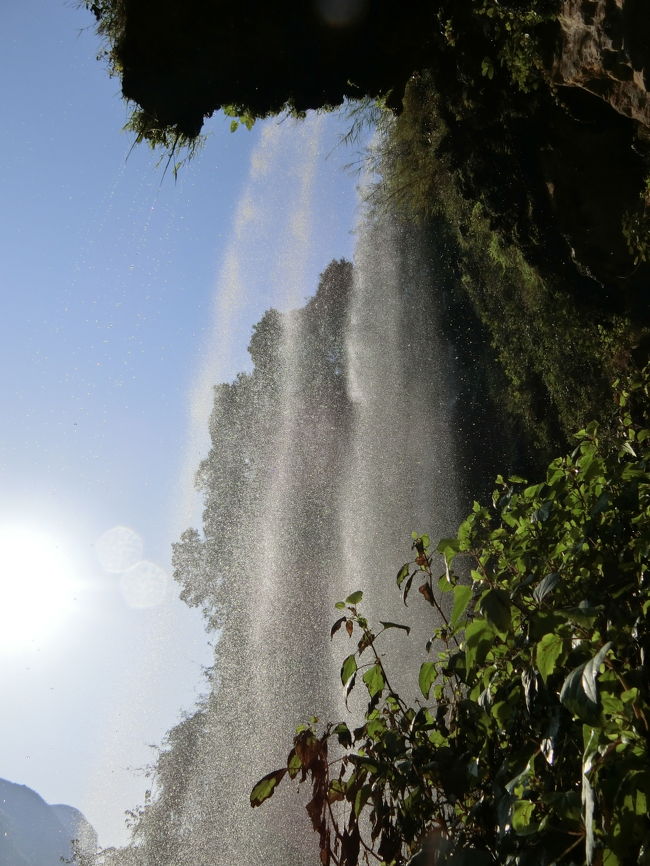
[95,525,144,573]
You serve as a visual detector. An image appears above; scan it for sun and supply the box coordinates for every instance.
[0,524,78,652]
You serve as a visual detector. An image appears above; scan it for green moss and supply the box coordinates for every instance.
[370,73,649,468]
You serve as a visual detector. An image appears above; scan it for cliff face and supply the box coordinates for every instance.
[88,0,649,323]
[540,0,650,315]
[552,0,650,129]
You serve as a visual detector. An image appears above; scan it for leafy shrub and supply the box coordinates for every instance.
[622,177,650,266]
[252,366,650,865]
[440,0,558,94]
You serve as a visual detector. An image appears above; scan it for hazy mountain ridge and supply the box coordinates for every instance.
[0,778,96,866]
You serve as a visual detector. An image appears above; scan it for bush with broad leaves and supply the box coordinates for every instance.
[253,366,650,866]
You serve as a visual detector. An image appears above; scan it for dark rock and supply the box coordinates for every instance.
[551,0,650,128]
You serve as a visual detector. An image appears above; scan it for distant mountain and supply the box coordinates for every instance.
[0,778,96,866]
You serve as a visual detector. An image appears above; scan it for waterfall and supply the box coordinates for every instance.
[339,214,461,701]
[132,129,462,866]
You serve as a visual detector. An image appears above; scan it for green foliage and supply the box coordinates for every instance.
[123,110,205,177]
[622,177,650,266]
[82,0,126,72]
[471,1,553,92]
[437,0,557,95]
[222,105,257,134]
[253,366,650,865]
[82,0,206,172]
[370,73,649,463]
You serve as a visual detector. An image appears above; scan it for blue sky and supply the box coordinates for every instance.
[1,0,364,847]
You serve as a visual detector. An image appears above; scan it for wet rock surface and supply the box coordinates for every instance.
[552,0,650,128]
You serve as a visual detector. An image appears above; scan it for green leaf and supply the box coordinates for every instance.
[345,590,363,605]
[590,491,611,516]
[534,500,552,522]
[379,620,411,635]
[464,618,495,673]
[492,700,514,728]
[481,57,494,79]
[362,664,385,698]
[511,799,537,835]
[451,584,472,628]
[436,537,460,561]
[543,790,581,824]
[419,661,437,699]
[250,768,286,806]
[557,602,603,627]
[624,770,650,815]
[334,601,346,610]
[345,672,357,705]
[533,572,559,604]
[341,654,357,686]
[582,755,596,864]
[287,749,302,779]
[353,784,372,817]
[621,687,639,704]
[327,778,346,803]
[396,563,410,588]
[365,716,386,738]
[480,588,511,634]
[582,641,612,704]
[521,668,538,713]
[560,655,603,725]
[402,571,416,605]
[505,753,536,797]
[536,633,564,683]
[601,691,624,715]
[333,722,352,748]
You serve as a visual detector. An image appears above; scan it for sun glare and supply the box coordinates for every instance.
[0,525,78,652]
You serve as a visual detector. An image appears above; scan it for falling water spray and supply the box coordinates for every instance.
[172,115,340,866]
[163,119,462,866]
[339,207,461,701]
